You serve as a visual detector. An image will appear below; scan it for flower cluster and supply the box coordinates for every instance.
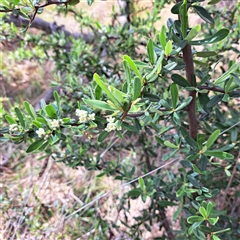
[105,116,122,132]
[9,124,19,133]
[75,109,95,123]
[49,119,63,130]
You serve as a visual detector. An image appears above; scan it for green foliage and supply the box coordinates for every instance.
[1,0,239,239]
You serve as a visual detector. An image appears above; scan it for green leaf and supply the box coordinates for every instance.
[98,131,109,142]
[193,6,214,24]
[208,217,219,225]
[190,29,229,45]
[53,91,60,112]
[185,25,201,41]
[208,0,221,4]
[170,83,178,108]
[26,139,46,153]
[205,129,220,149]
[187,175,200,188]
[195,51,217,57]
[180,0,188,38]
[199,206,208,218]
[128,189,142,198]
[14,107,25,128]
[164,140,178,149]
[175,96,192,111]
[147,39,155,65]
[132,77,142,100]
[123,60,131,93]
[122,122,138,132]
[138,177,145,191]
[146,51,165,81]
[5,115,17,124]
[144,93,160,102]
[95,85,102,100]
[84,99,116,111]
[171,40,188,55]
[206,202,213,217]
[187,215,204,224]
[24,101,36,119]
[45,104,57,119]
[165,40,172,56]
[212,235,221,240]
[206,94,223,108]
[108,86,128,104]
[87,0,94,6]
[162,149,178,161]
[173,207,182,220]
[94,73,122,110]
[158,200,178,207]
[204,151,234,160]
[197,133,206,150]
[69,0,80,5]
[214,63,240,84]
[171,74,191,87]
[159,25,167,49]
[123,55,141,79]
[192,164,202,174]
[155,136,164,145]
[32,120,43,128]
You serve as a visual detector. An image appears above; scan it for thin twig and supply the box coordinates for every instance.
[220,151,240,210]
[64,158,178,220]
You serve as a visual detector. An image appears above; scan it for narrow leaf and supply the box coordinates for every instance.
[195,51,217,57]
[84,99,116,111]
[193,6,214,24]
[53,91,61,112]
[123,55,141,79]
[26,139,46,153]
[179,0,188,38]
[24,101,36,119]
[147,39,155,64]
[164,140,178,149]
[205,129,220,149]
[199,206,208,218]
[204,151,234,160]
[171,74,191,87]
[159,25,167,49]
[170,83,178,108]
[94,73,122,109]
[185,25,201,41]
[165,40,172,56]
[138,177,145,191]
[98,131,110,142]
[187,216,204,224]
[190,29,229,45]
[175,96,192,111]
[132,76,142,100]
[214,63,240,84]
[5,115,17,124]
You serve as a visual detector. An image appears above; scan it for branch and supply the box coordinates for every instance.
[5,14,95,43]
[127,107,167,118]
[198,85,240,95]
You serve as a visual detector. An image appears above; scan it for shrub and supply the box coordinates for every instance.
[1,0,239,239]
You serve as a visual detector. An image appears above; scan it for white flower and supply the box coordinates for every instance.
[76,109,88,123]
[88,113,95,121]
[105,122,116,132]
[106,116,115,123]
[36,128,45,138]
[9,124,19,132]
[50,119,62,130]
